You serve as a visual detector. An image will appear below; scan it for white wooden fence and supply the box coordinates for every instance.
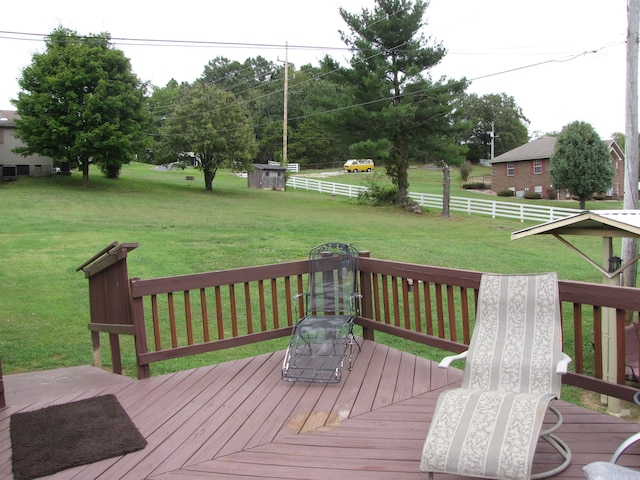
[286,176,580,223]
[268,161,299,173]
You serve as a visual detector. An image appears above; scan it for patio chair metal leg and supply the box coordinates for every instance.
[347,334,361,371]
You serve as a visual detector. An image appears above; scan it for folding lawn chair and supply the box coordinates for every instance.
[282,243,360,383]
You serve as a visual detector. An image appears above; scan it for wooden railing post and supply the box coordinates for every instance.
[0,358,5,409]
[358,250,375,341]
[77,242,138,376]
[130,278,151,379]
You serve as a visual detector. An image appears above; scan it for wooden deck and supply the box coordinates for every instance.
[2,340,640,480]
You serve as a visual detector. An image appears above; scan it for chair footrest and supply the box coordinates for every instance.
[421,389,562,480]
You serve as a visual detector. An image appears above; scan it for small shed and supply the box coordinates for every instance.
[248,164,286,190]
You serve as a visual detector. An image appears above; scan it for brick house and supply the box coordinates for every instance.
[491,135,624,200]
[0,109,54,178]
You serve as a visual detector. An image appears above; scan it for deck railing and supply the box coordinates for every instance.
[82,244,640,402]
[0,358,5,409]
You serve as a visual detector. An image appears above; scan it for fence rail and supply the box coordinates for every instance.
[287,176,367,198]
[268,161,299,173]
[287,176,580,223]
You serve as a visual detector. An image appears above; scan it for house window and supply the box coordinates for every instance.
[533,160,542,174]
[507,162,515,176]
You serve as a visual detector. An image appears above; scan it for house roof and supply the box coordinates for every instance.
[253,164,287,171]
[491,135,557,164]
[492,135,623,165]
[511,210,640,240]
[0,110,18,128]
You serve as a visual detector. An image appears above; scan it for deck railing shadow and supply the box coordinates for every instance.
[78,242,640,402]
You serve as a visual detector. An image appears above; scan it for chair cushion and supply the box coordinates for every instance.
[583,461,640,480]
[421,388,556,480]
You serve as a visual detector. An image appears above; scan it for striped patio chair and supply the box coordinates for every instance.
[421,273,572,480]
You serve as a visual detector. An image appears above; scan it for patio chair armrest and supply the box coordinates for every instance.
[612,432,640,463]
[439,350,468,368]
[555,352,572,375]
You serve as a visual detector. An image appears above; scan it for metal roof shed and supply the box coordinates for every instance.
[247,164,286,190]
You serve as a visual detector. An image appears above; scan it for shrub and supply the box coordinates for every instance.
[497,189,515,197]
[99,162,122,179]
[546,188,556,200]
[524,192,541,199]
[462,182,489,190]
[357,175,399,206]
[459,162,473,182]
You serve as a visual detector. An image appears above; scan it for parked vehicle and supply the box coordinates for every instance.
[343,159,374,173]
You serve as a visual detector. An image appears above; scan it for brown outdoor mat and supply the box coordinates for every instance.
[10,394,146,480]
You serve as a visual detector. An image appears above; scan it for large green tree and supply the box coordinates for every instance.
[202,56,285,164]
[550,121,614,209]
[146,79,187,164]
[460,93,530,163]
[334,0,468,207]
[12,27,149,186]
[201,57,349,167]
[158,82,257,191]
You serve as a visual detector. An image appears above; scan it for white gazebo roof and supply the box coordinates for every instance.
[512,210,640,240]
[511,210,640,278]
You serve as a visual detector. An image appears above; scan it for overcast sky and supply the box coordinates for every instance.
[1,0,631,139]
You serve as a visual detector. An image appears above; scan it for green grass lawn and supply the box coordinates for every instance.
[0,162,617,380]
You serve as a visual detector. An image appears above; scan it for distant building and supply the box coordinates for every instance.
[247,164,286,190]
[491,135,624,200]
[0,110,55,178]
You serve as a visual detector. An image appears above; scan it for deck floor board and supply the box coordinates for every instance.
[1,340,640,479]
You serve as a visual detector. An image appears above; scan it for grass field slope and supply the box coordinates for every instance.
[0,162,613,377]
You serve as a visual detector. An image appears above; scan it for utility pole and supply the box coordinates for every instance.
[623,0,639,288]
[490,121,497,160]
[282,41,289,167]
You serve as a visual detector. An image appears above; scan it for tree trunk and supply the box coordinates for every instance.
[394,136,410,205]
[442,163,451,217]
[579,195,587,210]
[397,170,409,205]
[80,160,90,188]
[202,163,217,192]
[204,171,213,191]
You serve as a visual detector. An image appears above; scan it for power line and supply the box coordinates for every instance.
[1,29,622,138]
[0,30,351,54]
[150,45,612,138]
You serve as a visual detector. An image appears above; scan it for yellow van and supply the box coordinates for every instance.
[343,159,375,173]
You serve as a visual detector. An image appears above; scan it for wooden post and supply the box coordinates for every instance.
[77,242,138,376]
[358,251,375,341]
[602,237,622,413]
[0,358,5,409]
[623,0,640,288]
